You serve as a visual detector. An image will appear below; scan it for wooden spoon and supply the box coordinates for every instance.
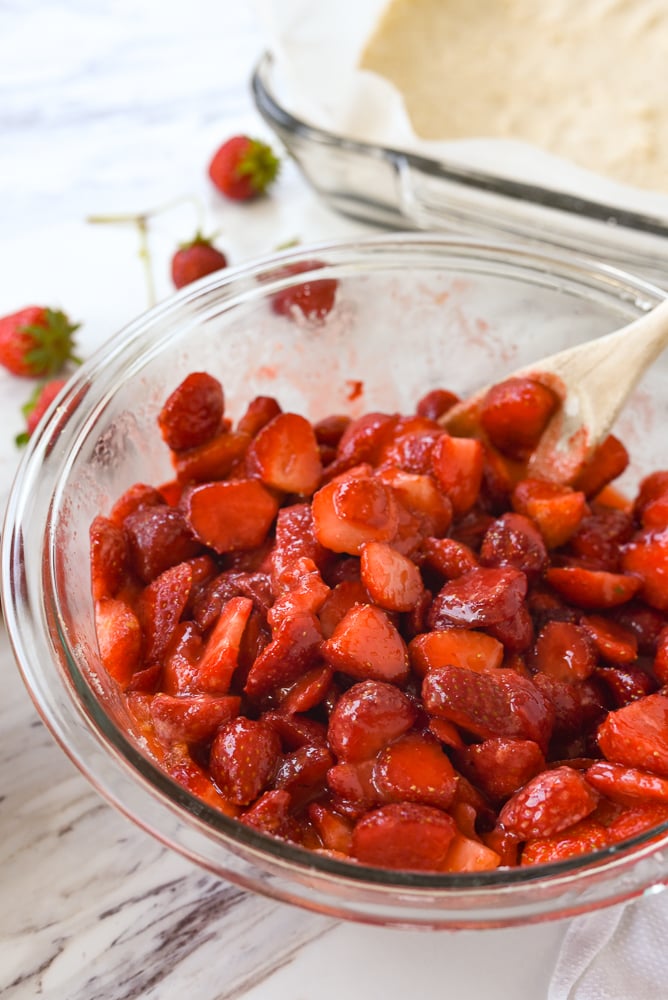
[440,295,668,485]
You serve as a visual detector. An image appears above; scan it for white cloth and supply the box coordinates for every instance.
[549,890,668,1000]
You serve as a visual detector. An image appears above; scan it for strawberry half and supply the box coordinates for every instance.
[208,135,280,201]
[0,306,80,377]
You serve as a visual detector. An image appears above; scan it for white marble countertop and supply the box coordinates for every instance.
[0,2,636,997]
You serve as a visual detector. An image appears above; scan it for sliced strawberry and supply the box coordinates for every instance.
[597,692,668,777]
[262,711,328,751]
[240,789,293,838]
[456,737,546,803]
[312,472,399,555]
[244,612,323,698]
[236,395,282,437]
[532,621,597,684]
[545,566,640,609]
[173,430,250,484]
[271,502,331,591]
[90,515,129,600]
[359,541,424,612]
[327,679,417,762]
[267,557,330,626]
[605,802,668,845]
[278,663,333,714]
[431,433,484,515]
[124,504,202,583]
[149,692,240,744]
[512,478,587,549]
[633,471,668,530]
[162,621,204,695]
[141,561,193,664]
[479,512,548,582]
[499,765,598,839]
[209,716,282,805]
[313,413,350,448]
[585,760,668,807]
[351,802,456,871]
[95,597,143,686]
[166,745,239,815]
[246,411,322,495]
[521,818,610,865]
[181,479,279,554]
[428,566,527,628]
[482,826,520,867]
[653,625,668,684]
[327,759,379,816]
[486,605,535,653]
[580,614,638,664]
[196,595,253,693]
[158,372,224,452]
[621,526,668,611]
[321,603,409,684]
[428,716,466,750]
[573,434,629,499]
[409,628,503,678]
[109,482,164,526]
[274,745,335,808]
[569,507,633,571]
[328,411,397,474]
[595,666,657,708]
[480,377,559,460]
[532,672,606,745]
[308,802,354,854]
[423,664,553,750]
[378,423,443,476]
[372,733,458,809]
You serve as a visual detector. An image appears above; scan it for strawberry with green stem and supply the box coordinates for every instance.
[16,377,68,446]
[208,135,280,201]
[171,232,227,289]
[0,307,80,377]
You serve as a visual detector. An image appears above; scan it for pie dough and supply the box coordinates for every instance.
[360,0,668,191]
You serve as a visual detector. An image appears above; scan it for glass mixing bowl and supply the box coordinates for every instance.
[3,234,668,929]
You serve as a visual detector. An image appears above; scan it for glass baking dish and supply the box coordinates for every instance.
[252,52,668,285]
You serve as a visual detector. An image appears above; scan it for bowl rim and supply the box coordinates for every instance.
[4,232,668,919]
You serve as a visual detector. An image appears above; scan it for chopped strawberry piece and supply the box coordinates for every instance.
[633,471,668,527]
[274,745,334,808]
[605,802,668,845]
[246,412,322,495]
[456,737,546,803]
[158,372,224,452]
[416,387,460,422]
[240,789,293,839]
[586,760,668,806]
[209,716,282,805]
[512,478,587,549]
[499,765,598,839]
[182,479,279,553]
[244,612,323,698]
[263,711,328,751]
[327,679,417,762]
[90,515,129,600]
[431,433,484,515]
[271,502,331,591]
[521,818,610,865]
[427,716,466,750]
[532,621,597,684]
[421,536,478,580]
[480,377,559,461]
[442,834,501,873]
[653,625,668,684]
[351,802,456,871]
[479,512,548,582]
[372,733,458,809]
[377,468,453,538]
[621,527,668,610]
[141,561,193,664]
[196,595,253,693]
[318,579,369,639]
[236,395,282,437]
[327,759,379,816]
[329,412,398,474]
[149,692,240,744]
[423,664,553,750]
[162,621,204,695]
[359,541,424,612]
[573,434,629,499]
[109,483,164,526]
[268,557,330,626]
[321,603,409,685]
[569,507,633,571]
[532,673,606,745]
[125,504,202,583]
[166,745,239,816]
[598,692,668,777]
[312,472,399,555]
[409,628,504,678]
[94,597,142,687]
[308,802,354,854]
[428,566,527,628]
[545,566,641,609]
[173,430,250,484]
[482,827,520,867]
[378,423,443,476]
[595,666,657,708]
[486,605,534,653]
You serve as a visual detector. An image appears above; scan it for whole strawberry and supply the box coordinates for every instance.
[0,307,80,377]
[208,135,280,201]
[171,233,228,289]
[16,377,67,445]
